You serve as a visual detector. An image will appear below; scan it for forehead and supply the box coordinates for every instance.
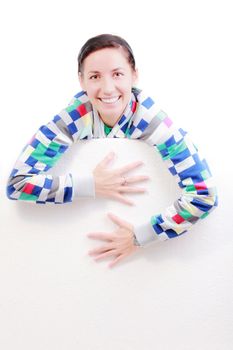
[83,47,130,72]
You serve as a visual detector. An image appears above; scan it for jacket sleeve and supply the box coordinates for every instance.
[133,109,218,246]
[6,95,95,203]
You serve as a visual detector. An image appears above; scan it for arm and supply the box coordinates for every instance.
[86,105,218,268]
[6,92,95,203]
[134,109,218,246]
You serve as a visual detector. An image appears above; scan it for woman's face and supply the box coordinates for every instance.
[78,47,138,126]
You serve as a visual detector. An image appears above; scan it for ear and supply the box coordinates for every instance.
[132,68,139,85]
[78,71,86,91]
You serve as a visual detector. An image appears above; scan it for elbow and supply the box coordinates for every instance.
[183,183,218,217]
[209,191,219,211]
[6,174,26,201]
[207,183,219,210]
[203,192,218,220]
[6,188,16,201]
[197,187,219,217]
[205,193,218,217]
[6,176,18,200]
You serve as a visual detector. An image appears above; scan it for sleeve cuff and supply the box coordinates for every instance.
[72,172,96,198]
[134,221,167,247]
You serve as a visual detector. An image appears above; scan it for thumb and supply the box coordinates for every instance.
[107,212,132,230]
[99,151,116,167]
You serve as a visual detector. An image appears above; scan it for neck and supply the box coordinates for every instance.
[99,115,120,127]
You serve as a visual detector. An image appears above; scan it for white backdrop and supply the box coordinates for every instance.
[0,1,232,349]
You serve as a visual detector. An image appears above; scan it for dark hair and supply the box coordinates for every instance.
[77,33,136,75]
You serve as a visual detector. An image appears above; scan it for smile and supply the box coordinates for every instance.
[99,96,121,104]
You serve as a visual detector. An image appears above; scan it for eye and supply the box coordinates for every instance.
[115,72,123,77]
[89,75,99,80]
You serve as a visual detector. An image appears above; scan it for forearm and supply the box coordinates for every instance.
[6,93,95,203]
[134,110,218,246]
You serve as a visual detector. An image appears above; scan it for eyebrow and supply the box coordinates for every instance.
[88,67,125,74]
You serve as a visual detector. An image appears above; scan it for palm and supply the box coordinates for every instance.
[87,213,140,268]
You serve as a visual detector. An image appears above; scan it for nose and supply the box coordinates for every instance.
[101,76,116,95]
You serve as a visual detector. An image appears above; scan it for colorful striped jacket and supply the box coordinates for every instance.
[6,87,218,246]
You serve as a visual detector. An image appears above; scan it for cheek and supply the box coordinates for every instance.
[121,80,134,92]
[121,86,132,99]
[85,85,97,98]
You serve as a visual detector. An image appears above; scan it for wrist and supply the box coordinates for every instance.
[132,233,141,246]
[73,172,96,198]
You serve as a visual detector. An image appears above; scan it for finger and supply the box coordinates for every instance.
[108,253,127,268]
[88,244,115,256]
[94,250,118,261]
[111,193,135,206]
[126,175,151,184]
[98,151,115,167]
[118,186,147,193]
[116,161,144,175]
[107,212,130,228]
[87,232,114,241]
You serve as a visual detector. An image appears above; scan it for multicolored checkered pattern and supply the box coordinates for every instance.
[7,87,218,242]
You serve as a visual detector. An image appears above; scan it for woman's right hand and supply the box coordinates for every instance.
[93,151,150,206]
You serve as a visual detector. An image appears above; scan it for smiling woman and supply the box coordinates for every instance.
[78,40,138,127]
[6,33,218,268]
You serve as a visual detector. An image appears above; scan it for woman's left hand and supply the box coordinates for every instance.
[87,213,140,268]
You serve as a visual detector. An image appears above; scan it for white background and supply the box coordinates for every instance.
[0,1,232,349]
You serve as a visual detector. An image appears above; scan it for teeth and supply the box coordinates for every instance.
[100,96,120,104]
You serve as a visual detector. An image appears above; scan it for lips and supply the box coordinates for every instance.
[98,96,121,104]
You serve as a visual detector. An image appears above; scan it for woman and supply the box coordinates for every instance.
[6,33,218,268]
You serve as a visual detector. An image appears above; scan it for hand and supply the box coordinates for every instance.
[87,213,140,268]
[93,151,150,206]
